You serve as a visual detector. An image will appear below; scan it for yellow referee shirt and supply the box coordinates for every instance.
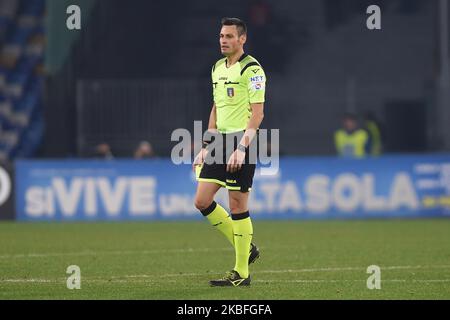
[211,54,266,134]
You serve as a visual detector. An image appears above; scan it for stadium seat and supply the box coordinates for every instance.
[0,0,45,160]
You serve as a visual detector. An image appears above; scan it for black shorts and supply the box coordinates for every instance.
[197,131,257,192]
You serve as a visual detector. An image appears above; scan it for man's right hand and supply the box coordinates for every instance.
[192,148,208,171]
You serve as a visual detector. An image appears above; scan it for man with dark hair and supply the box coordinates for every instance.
[192,17,266,287]
[221,17,247,36]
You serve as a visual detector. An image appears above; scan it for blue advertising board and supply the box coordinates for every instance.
[15,155,450,221]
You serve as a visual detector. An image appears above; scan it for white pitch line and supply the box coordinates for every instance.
[254,279,450,283]
[0,278,178,284]
[257,265,450,274]
[0,279,57,283]
[2,278,450,284]
[0,247,234,260]
[253,279,393,283]
[1,265,450,284]
[128,264,450,278]
[2,265,450,284]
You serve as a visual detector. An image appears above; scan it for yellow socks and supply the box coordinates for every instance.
[200,203,254,279]
[201,201,235,247]
[232,212,253,279]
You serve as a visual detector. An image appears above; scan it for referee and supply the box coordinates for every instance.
[193,18,266,287]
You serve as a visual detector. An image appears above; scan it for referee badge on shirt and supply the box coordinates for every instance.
[227,87,235,97]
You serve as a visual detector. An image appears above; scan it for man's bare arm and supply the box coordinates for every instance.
[239,103,264,147]
[208,104,218,133]
[194,104,217,170]
[226,103,264,173]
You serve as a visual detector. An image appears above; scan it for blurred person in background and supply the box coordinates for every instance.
[334,113,369,158]
[363,111,383,156]
[133,141,155,159]
[93,143,114,160]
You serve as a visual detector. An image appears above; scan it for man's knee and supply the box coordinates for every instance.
[229,196,247,214]
[229,201,247,214]
[195,196,213,211]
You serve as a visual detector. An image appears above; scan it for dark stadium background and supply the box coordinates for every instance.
[40,0,449,158]
[0,0,447,160]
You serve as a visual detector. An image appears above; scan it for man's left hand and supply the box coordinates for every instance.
[226,149,246,173]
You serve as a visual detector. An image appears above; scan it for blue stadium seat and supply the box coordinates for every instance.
[0,16,12,34]
[33,24,45,35]
[0,0,45,160]
[7,71,28,84]
[15,55,41,72]
[20,0,45,17]
[14,93,37,113]
[0,115,16,130]
[6,26,33,45]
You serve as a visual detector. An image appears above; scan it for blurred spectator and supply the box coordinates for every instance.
[363,111,383,156]
[134,141,155,159]
[93,143,114,160]
[334,113,369,158]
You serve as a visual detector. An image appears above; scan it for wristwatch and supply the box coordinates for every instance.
[237,144,247,153]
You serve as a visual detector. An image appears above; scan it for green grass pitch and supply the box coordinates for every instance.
[0,219,449,299]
